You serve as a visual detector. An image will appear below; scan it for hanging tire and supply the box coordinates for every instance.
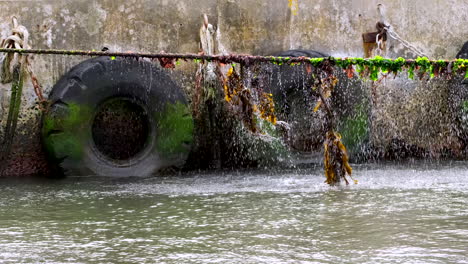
[264,49,330,152]
[42,57,194,177]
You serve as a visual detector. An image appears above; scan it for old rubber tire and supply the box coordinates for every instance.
[263,50,330,152]
[42,57,194,177]
[264,49,367,154]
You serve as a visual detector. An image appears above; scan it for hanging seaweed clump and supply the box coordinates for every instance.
[223,66,241,102]
[222,65,257,132]
[330,56,468,81]
[222,65,277,133]
[313,72,338,113]
[312,62,357,185]
[324,131,355,185]
[258,92,277,125]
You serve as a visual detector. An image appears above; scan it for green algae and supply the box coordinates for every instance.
[338,103,369,154]
[42,103,93,160]
[155,102,194,157]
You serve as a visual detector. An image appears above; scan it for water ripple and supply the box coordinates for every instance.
[0,163,467,263]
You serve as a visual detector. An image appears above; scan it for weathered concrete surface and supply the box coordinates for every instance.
[0,0,468,175]
[371,77,460,157]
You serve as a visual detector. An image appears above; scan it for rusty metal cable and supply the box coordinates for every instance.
[0,48,459,65]
[0,48,323,64]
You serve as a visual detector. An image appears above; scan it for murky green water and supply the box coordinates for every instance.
[1,162,468,264]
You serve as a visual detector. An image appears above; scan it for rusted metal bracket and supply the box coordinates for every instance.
[362,22,388,58]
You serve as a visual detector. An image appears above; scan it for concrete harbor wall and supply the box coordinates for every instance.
[1,0,468,175]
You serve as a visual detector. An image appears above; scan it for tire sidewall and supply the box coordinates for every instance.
[43,57,193,176]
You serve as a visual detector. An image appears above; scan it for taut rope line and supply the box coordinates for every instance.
[0,48,463,65]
